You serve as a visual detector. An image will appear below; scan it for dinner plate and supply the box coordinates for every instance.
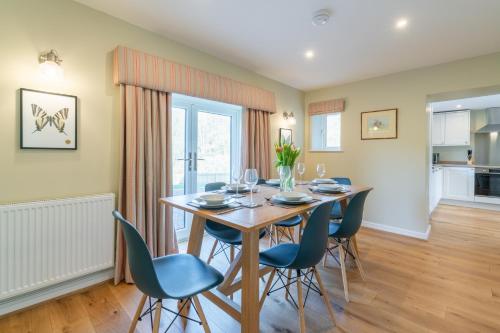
[271,194,314,205]
[222,185,250,193]
[193,198,235,209]
[311,178,337,185]
[265,179,280,186]
[311,186,347,194]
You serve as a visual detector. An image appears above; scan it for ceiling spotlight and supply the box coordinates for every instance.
[456,104,462,109]
[312,9,331,26]
[305,50,315,59]
[395,18,408,29]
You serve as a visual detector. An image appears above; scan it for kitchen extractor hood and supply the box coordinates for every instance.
[476,107,500,133]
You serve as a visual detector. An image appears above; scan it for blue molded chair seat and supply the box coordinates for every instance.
[205,221,266,245]
[153,254,223,299]
[273,215,302,228]
[259,243,299,268]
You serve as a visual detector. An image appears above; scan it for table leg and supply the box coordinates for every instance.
[241,230,260,333]
[179,215,206,325]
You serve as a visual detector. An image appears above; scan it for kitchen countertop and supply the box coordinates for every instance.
[433,162,500,169]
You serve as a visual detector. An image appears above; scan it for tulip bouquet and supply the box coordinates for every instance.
[274,141,301,191]
[274,142,301,168]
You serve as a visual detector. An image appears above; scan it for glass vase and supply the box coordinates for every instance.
[279,166,294,192]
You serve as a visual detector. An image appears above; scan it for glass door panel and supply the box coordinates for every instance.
[171,94,241,241]
[171,107,191,239]
[195,111,232,193]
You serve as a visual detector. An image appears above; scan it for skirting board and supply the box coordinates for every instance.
[440,199,500,212]
[0,268,114,316]
[362,220,431,240]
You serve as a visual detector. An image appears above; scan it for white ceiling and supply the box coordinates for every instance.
[74,0,500,91]
[432,94,500,112]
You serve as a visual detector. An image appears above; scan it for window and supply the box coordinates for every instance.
[310,113,341,151]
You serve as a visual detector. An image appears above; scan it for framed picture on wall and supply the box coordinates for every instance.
[361,108,398,140]
[20,88,77,149]
[279,128,292,144]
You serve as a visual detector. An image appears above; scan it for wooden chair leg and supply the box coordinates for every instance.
[275,227,280,244]
[338,243,349,302]
[268,225,274,247]
[349,238,366,281]
[128,294,147,333]
[296,270,306,333]
[259,269,276,310]
[152,300,162,333]
[285,269,292,300]
[207,239,218,264]
[313,267,337,326]
[192,296,211,333]
[288,228,295,243]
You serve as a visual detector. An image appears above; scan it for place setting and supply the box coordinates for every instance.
[266,191,321,208]
[309,183,350,195]
[187,193,244,214]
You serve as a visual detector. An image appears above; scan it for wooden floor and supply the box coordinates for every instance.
[1,204,500,332]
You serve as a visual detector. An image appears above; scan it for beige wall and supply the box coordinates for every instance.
[0,0,304,204]
[305,52,500,234]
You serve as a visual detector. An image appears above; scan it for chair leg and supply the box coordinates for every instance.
[296,270,306,333]
[338,243,350,302]
[288,228,296,243]
[152,300,162,333]
[259,269,276,310]
[207,239,218,264]
[323,251,328,268]
[313,267,337,326]
[128,294,147,333]
[192,296,211,333]
[268,225,274,247]
[274,227,280,244]
[285,269,292,300]
[349,239,366,281]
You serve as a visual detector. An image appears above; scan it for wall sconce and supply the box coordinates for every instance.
[39,49,64,80]
[283,111,296,125]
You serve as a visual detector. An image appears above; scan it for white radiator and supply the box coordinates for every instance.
[0,193,115,301]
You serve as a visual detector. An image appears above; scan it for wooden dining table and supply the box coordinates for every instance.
[160,183,371,332]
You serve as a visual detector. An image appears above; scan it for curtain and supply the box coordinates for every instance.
[308,98,345,115]
[242,108,271,179]
[114,84,178,284]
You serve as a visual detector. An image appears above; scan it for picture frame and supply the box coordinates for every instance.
[20,88,78,150]
[361,108,398,140]
[279,128,292,145]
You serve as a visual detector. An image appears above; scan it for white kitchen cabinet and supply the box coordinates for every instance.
[432,110,470,146]
[432,113,445,145]
[442,167,474,201]
[430,166,443,212]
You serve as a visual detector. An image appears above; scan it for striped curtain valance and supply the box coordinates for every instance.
[308,98,345,115]
[113,46,276,113]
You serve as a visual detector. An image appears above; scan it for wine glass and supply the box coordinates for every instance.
[232,167,244,198]
[296,162,306,185]
[244,169,259,207]
[317,163,326,179]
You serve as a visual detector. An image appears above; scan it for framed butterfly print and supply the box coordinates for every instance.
[20,88,77,149]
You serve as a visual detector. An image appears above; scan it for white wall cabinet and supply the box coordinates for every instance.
[432,110,470,146]
[442,167,474,201]
[432,113,445,145]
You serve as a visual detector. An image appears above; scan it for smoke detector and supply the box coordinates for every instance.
[312,9,331,26]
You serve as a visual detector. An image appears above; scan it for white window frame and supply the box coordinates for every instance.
[309,112,342,152]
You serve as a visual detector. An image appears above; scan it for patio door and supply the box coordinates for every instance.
[171,94,241,240]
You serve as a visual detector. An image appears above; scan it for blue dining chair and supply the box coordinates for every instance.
[330,177,352,221]
[204,182,266,265]
[113,210,223,333]
[258,201,337,333]
[324,189,371,302]
[268,215,303,246]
